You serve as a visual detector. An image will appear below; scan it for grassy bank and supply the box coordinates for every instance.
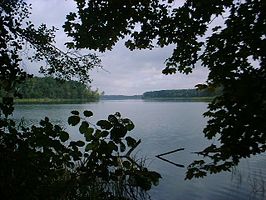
[15,98,98,104]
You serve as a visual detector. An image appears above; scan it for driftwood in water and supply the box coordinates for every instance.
[156,148,185,157]
[156,148,185,168]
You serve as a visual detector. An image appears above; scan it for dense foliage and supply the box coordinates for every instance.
[0,1,160,199]
[1,110,160,199]
[17,77,100,101]
[64,0,266,179]
[143,88,222,99]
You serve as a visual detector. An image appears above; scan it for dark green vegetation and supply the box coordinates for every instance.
[17,77,100,102]
[65,0,266,179]
[1,110,160,199]
[101,88,222,101]
[101,95,142,100]
[0,1,160,199]
[143,88,222,100]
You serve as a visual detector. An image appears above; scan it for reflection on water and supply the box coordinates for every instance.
[231,166,265,200]
[13,100,266,200]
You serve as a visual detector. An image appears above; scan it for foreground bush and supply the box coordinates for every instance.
[0,110,160,200]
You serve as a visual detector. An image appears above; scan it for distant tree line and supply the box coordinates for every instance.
[143,88,222,99]
[101,95,142,100]
[5,77,100,101]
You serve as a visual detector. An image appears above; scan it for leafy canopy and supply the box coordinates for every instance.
[64,0,266,179]
[0,0,100,90]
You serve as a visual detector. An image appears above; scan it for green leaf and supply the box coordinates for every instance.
[85,142,97,151]
[71,110,79,115]
[115,112,121,118]
[108,114,118,124]
[76,140,85,147]
[122,160,131,169]
[83,110,93,117]
[97,120,113,130]
[68,115,80,126]
[148,171,162,185]
[84,128,94,141]
[125,136,137,147]
[66,12,77,21]
[54,125,61,132]
[126,123,135,131]
[123,118,135,131]
[108,141,118,152]
[85,143,93,151]
[94,129,102,139]
[40,119,45,126]
[59,131,69,142]
[134,172,152,191]
[79,121,89,134]
[98,140,108,150]
[110,125,127,141]
[101,130,109,137]
[120,142,126,152]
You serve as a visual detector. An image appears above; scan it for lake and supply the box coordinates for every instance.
[13,100,265,200]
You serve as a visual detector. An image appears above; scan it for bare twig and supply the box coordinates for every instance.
[155,147,185,168]
[156,156,185,168]
[156,148,184,157]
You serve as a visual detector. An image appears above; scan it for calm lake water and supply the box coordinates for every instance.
[13,100,265,200]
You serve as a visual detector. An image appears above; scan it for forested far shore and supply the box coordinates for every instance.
[0,77,101,102]
[100,95,142,100]
[142,88,222,99]
[100,88,222,101]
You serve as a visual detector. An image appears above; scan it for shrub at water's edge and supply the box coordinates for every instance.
[0,110,161,199]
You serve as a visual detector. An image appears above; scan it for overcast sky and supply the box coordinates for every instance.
[26,0,209,95]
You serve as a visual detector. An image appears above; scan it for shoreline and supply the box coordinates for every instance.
[14,97,214,104]
[14,98,99,104]
[142,96,214,102]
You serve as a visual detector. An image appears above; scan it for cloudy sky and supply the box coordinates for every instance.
[26,0,209,95]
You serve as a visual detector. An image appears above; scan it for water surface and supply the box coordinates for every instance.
[13,100,266,200]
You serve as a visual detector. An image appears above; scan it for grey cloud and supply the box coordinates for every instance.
[25,0,209,95]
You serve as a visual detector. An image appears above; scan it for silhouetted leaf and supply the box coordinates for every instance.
[68,115,80,126]
[94,129,102,139]
[76,140,85,147]
[108,114,118,124]
[84,128,94,141]
[71,110,79,115]
[85,143,95,151]
[79,121,89,134]
[120,142,126,152]
[115,112,121,118]
[123,118,135,131]
[125,136,137,147]
[97,120,112,130]
[59,131,69,142]
[108,141,118,152]
[101,130,109,138]
[83,110,93,117]
[123,160,131,169]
